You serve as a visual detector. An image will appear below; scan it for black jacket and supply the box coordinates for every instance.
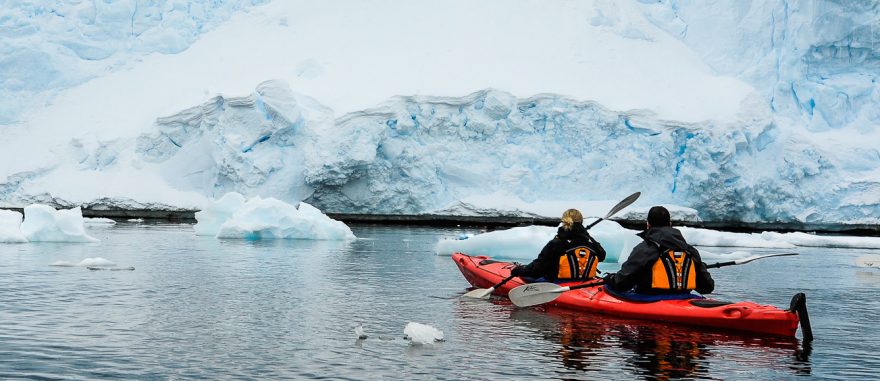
[511,223,606,281]
[604,226,714,294]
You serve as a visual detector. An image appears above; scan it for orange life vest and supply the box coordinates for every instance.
[557,246,599,281]
[651,249,697,291]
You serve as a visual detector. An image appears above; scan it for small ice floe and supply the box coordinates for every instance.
[51,257,131,270]
[84,217,117,225]
[403,322,444,344]
[354,324,368,340]
[127,218,144,222]
[856,255,880,269]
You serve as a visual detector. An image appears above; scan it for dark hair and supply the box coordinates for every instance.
[647,206,671,227]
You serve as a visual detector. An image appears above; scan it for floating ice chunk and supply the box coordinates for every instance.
[51,257,115,267]
[762,232,880,249]
[697,250,754,261]
[435,225,553,259]
[195,192,355,240]
[403,322,444,344]
[434,220,641,263]
[84,217,117,225]
[20,205,99,243]
[0,210,27,243]
[354,324,367,340]
[78,257,115,267]
[194,192,246,236]
[856,255,880,269]
[679,227,795,249]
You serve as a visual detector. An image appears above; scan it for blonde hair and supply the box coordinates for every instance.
[560,209,584,231]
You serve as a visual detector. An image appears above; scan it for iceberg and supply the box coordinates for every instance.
[194,192,355,240]
[19,205,99,243]
[0,210,28,243]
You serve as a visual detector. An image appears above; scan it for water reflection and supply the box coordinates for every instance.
[507,304,811,379]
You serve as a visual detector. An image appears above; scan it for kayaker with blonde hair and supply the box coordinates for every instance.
[603,206,714,295]
[511,208,606,282]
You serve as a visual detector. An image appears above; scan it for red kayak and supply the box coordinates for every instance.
[453,252,810,338]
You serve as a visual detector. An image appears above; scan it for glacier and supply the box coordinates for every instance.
[0,0,878,227]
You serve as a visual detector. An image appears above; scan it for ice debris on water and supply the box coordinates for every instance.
[856,255,880,269]
[50,257,116,267]
[403,322,444,344]
[51,257,130,269]
[354,324,368,340]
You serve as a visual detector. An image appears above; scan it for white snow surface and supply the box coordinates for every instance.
[403,322,444,345]
[1,0,878,226]
[194,192,355,240]
[19,205,98,243]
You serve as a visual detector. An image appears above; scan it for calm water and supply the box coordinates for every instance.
[1,223,878,380]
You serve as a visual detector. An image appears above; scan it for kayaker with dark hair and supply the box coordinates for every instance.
[603,206,714,295]
[511,209,606,282]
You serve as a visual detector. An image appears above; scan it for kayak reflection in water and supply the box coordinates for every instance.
[510,209,607,282]
[507,307,810,379]
[603,206,714,297]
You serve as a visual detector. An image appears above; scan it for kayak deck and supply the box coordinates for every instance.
[454,252,805,338]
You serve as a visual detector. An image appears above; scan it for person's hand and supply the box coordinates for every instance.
[602,273,615,284]
[510,265,523,276]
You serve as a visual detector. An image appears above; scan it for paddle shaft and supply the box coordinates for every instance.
[586,191,641,229]
[489,275,515,290]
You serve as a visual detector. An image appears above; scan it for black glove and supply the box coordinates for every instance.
[510,265,523,276]
[602,273,615,284]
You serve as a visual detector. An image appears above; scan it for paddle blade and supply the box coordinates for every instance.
[462,287,494,299]
[603,191,641,219]
[508,283,568,307]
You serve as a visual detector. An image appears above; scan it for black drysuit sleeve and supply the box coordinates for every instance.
[511,240,557,278]
[603,242,653,292]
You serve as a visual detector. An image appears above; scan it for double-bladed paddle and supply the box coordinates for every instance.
[508,252,799,307]
[461,191,641,299]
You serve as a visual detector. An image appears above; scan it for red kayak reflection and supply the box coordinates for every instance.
[505,303,812,379]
